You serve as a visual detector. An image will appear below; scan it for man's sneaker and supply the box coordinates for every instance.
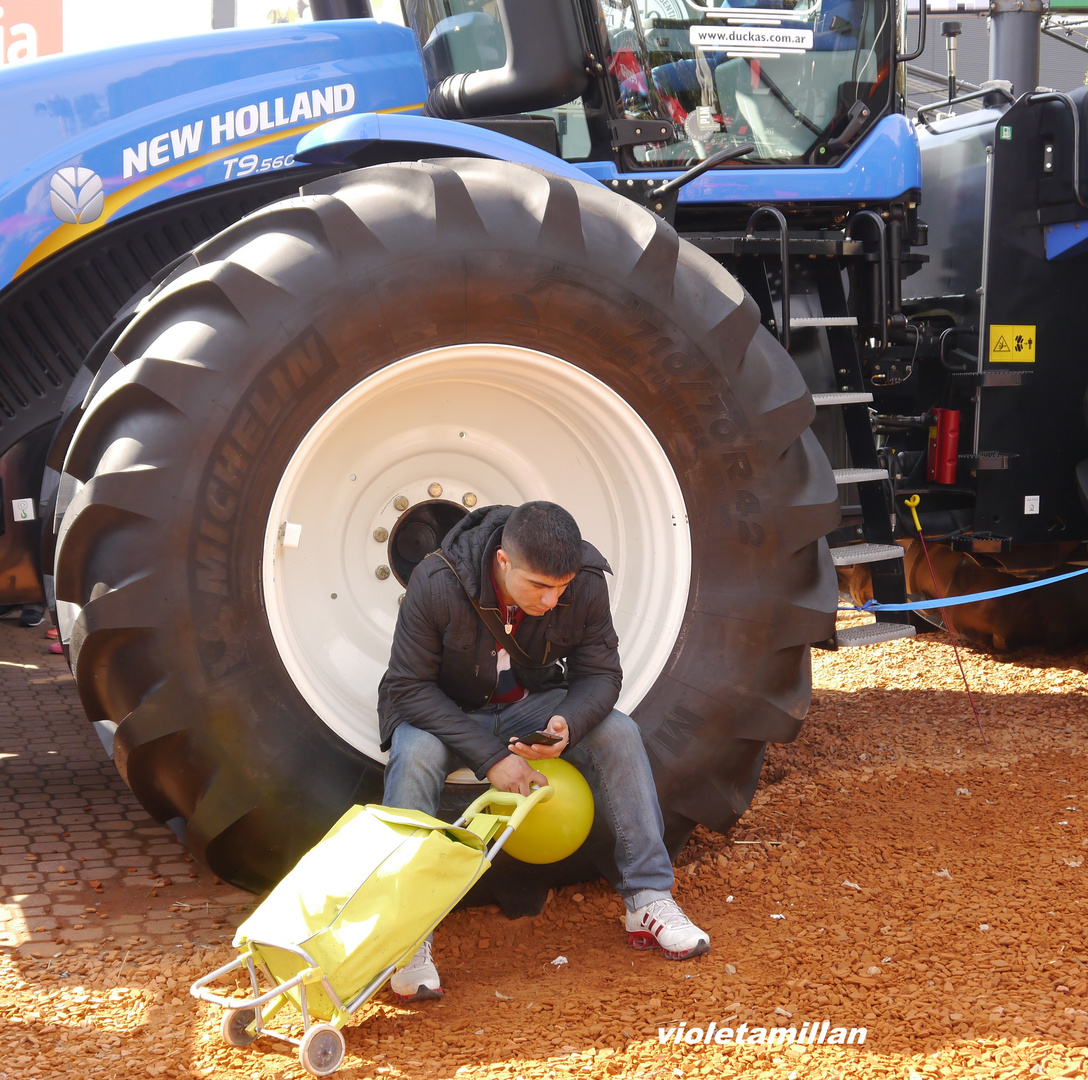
[626,898,710,960]
[390,938,443,1002]
[18,608,44,628]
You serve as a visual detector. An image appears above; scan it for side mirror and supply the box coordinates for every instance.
[412,0,590,120]
[422,12,506,86]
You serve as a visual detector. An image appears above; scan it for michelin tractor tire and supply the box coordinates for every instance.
[54,159,838,899]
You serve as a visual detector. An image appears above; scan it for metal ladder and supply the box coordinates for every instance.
[717,208,918,649]
[811,257,915,647]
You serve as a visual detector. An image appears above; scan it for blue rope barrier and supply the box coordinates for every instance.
[851,564,1088,612]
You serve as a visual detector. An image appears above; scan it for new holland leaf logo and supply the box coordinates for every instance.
[49,167,104,225]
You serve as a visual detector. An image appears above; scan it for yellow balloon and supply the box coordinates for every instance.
[502,758,595,864]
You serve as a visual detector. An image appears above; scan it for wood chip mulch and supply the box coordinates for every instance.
[2,616,1086,1078]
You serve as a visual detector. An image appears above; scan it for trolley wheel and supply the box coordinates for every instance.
[220,1007,259,1047]
[299,1023,346,1076]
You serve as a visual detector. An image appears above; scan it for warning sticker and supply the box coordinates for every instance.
[989,324,1036,363]
[11,498,36,521]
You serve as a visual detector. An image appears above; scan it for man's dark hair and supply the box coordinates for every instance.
[502,502,583,579]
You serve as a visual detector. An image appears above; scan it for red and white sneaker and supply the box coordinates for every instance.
[626,898,710,960]
[391,938,443,1002]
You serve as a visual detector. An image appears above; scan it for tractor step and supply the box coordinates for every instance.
[835,622,918,648]
[790,315,859,328]
[812,391,874,406]
[830,542,905,567]
[833,467,888,484]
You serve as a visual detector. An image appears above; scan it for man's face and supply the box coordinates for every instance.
[495,548,577,616]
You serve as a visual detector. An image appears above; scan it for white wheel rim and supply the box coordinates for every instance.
[263,344,691,761]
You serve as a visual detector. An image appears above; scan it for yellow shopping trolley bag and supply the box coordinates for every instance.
[191,786,551,1076]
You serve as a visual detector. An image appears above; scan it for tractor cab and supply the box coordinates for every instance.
[405,0,898,170]
[599,0,895,167]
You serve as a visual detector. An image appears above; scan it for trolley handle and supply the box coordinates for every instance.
[454,783,552,843]
[458,783,551,825]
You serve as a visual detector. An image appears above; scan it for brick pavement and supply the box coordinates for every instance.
[0,618,257,958]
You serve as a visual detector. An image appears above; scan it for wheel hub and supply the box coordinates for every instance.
[262,344,691,761]
[388,499,467,585]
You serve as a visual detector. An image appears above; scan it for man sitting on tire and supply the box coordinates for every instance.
[378,500,710,1002]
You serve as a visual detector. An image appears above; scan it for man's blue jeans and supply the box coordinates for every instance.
[382,688,675,911]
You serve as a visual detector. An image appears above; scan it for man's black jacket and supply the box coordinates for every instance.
[377,504,622,779]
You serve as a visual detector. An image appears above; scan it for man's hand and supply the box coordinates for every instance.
[508,716,569,760]
[486,753,548,795]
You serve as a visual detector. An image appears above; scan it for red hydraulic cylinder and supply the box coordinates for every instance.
[927,408,960,484]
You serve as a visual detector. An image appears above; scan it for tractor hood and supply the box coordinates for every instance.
[0,19,427,287]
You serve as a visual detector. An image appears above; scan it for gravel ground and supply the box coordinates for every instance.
[2,614,1086,1079]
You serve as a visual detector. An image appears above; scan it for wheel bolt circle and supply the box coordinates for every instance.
[428,482,443,498]
[463,492,477,508]
[375,565,391,580]
[373,527,389,543]
[393,495,409,511]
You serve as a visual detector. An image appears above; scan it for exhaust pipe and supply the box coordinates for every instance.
[989,0,1042,97]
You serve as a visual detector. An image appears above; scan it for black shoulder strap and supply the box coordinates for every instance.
[433,551,549,669]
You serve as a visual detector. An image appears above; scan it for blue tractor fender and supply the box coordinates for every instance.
[297,110,923,206]
[295,110,592,184]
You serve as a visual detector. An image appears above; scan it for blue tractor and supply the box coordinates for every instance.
[0,0,1057,904]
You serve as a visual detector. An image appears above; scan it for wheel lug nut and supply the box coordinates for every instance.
[394,495,409,512]
[373,527,388,543]
[375,565,391,580]
[462,492,477,508]
[428,482,443,498]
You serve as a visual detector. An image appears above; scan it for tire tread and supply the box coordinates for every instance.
[57,157,837,892]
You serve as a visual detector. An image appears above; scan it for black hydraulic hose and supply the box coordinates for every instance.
[939,326,974,371]
[887,214,905,330]
[915,86,1014,132]
[847,209,888,351]
[746,206,791,352]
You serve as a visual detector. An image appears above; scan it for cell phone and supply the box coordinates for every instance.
[513,729,563,746]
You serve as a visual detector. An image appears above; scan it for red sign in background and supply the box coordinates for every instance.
[0,0,63,65]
